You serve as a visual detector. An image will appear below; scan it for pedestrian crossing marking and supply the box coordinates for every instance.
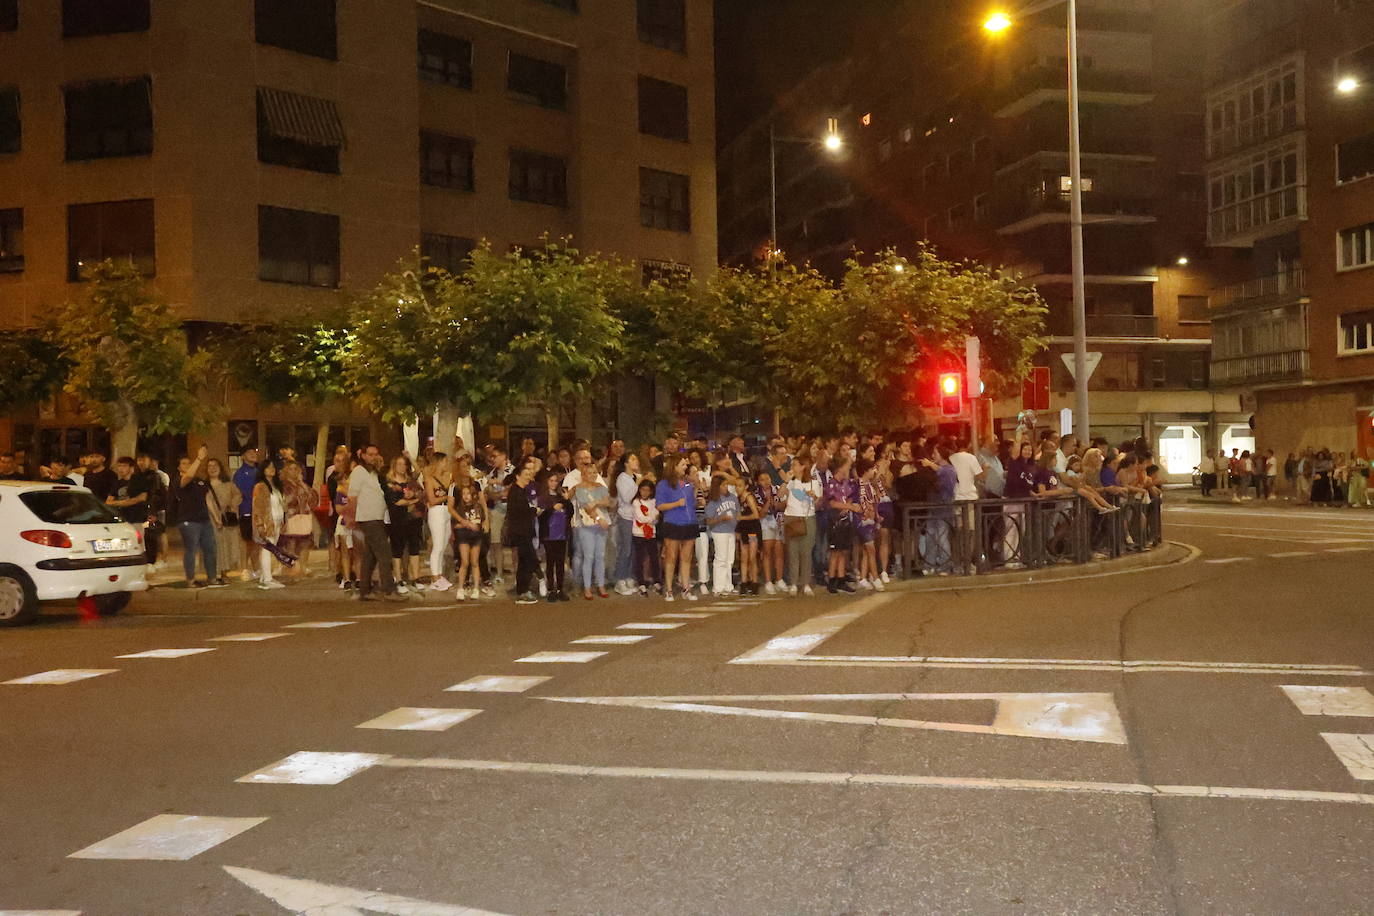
[225,866,511,915]
[69,815,267,861]
[616,622,684,630]
[236,751,390,785]
[282,621,356,629]
[350,613,411,619]
[3,669,117,685]
[445,675,550,693]
[515,651,607,663]
[656,613,715,619]
[209,633,290,642]
[1282,686,1374,717]
[1319,733,1374,780]
[571,635,653,645]
[115,648,215,659]
[356,708,482,732]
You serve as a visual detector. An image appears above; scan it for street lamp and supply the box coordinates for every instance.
[1336,76,1360,94]
[769,117,843,276]
[984,0,1091,443]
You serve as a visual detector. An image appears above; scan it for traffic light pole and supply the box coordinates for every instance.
[1066,0,1090,442]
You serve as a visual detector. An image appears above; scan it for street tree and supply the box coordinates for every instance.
[49,260,215,460]
[0,331,68,414]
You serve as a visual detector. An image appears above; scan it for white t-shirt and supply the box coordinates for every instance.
[949,451,982,501]
[347,464,388,523]
[784,477,822,517]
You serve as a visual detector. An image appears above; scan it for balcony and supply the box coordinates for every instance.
[1210,268,1307,314]
[1207,185,1305,247]
[1210,349,1309,386]
[995,67,1153,119]
[996,188,1156,234]
[1208,102,1300,160]
[1049,312,1158,338]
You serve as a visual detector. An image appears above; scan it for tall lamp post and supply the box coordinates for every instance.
[769,118,844,277]
[986,1,1090,443]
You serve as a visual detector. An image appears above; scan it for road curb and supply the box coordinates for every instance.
[880,541,1197,593]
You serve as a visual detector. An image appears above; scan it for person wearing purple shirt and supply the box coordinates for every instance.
[823,459,861,593]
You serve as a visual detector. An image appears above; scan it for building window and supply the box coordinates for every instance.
[421,132,474,191]
[0,88,18,154]
[508,149,567,207]
[418,29,472,90]
[1339,222,1374,271]
[900,126,914,143]
[640,167,690,232]
[62,0,148,38]
[255,0,336,61]
[638,76,688,142]
[1337,131,1374,185]
[258,205,339,288]
[67,199,155,282]
[507,53,567,109]
[637,0,685,52]
[1339,310,1374,355]
[1207,139,1303,240]
[947,203,970,229]
[0,208,22,272]
[973,194,990,224]
[641,259,691,286]
[1205,57,1299,158]
[421,233,475,274]
[1178,295,1209,323]
[1149,358,1167,389]
[1,0,17,31]
[256,87,344,174]
[64,77,152,161]
[1189,356,1207,389]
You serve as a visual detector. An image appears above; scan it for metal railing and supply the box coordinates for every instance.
[1210,268,1306,311]
[1210,348,1310,385]
[1207,186,1305,245]
[898,493,1161,578]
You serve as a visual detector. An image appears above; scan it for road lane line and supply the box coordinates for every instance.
[356,708,481,732]
[1268,551,1314,558]
[1205,557,1253,564]
[0,909,83,915]
[378,757,1374,805]
[1282,686,1374,717]
[445,675,550,693]
[1325,546,1373,553]
[1320,734,1374,779]
[115,648,216,659]
[3,669,117,685]
[69,815,267,860]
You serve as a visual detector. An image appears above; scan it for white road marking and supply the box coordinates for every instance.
[225,866,510,916]
[69,815,266,861]
[3,669,117,685]
[1325,546,1373,553]
[350,612,411,619]
[1268,551,1314,558]
[445,675,550,693]
[615,622,684,630]
[515,651,607,663]
[730,597,1370,675]
[1282,686,1374,717]
[0,910,82,915]
[656,612,715,619]
[1217,533,1364,544]
[115,648,215,659]
[357,708,482,732]
[1320,733,1374,779]
[378,757,1374,806]
[282,621,356,629]
[1166,506,1374,525]
[1167,521,1374,535]
[570,635,653,645]
[541,692,1126,744]
[236,751,390,785]
[1204,557,1253,564]
[208,632,290,642]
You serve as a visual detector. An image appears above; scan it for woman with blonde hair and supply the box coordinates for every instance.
[422,452,454,591]
[205,457,240,586]
[278,461,316,577]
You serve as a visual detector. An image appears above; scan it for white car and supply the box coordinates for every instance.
[0,481,148,626]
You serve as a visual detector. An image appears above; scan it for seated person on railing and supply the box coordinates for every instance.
[1063,455,1117,513]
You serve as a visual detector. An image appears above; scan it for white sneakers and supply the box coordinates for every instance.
[802,585,815,596]
[763,581,776,595]
[258,579,285,590]
[872,578,885,591]
[615,580,636,596]
[664,591,676,602]
[787,584,798,596]
[430,576,453,592]
[880,571,890,584]
[683,590,699,602]
[857,578,873,590]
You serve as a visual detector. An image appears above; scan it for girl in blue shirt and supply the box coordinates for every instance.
[655,457,698,601]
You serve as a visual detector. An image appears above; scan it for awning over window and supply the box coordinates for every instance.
[256,86,345,148]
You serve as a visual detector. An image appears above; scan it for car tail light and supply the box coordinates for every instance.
[21,530,73,548]
[136,527,144,545]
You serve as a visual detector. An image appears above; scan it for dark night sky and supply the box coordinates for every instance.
[714,1,893,148]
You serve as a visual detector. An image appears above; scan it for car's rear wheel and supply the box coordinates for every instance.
[90,592,132,617]
[0,570,38,627]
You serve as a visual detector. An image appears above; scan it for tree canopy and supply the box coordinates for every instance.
[0,330,68,414]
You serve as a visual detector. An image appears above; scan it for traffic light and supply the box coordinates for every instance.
[1021,366,1050,411]
[939,372,963,416]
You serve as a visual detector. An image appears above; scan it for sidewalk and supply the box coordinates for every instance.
[1182,491,1374,510]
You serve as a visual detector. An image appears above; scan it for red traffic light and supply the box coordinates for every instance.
[939,373,962,416]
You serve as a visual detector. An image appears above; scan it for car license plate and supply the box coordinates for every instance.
[93,538,132,553]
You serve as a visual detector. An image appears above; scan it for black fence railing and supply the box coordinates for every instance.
[898,493,1162,578]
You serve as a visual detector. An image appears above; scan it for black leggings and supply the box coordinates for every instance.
[544,540,567,593]
[633,538,661,586]
[515,537,540,596]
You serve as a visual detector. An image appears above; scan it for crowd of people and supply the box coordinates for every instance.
[1196,447,1373,506]
[1,426,1173,597]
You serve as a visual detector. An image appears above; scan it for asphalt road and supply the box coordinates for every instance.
[2,500,1372,915]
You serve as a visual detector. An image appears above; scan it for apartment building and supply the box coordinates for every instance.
[1203,0,1374,454]
[0,0,716,462]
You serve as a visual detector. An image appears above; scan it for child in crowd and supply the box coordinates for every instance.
[735,474,763,595]
[855,459,883,591]
[754,470,784,594]
[449,482,487,601]
[704,475,740,595]
[537,469,571,603]
[630,479,661,595]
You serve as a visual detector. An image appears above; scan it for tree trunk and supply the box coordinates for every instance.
[402,419,420,461]
[434,402,467,457]
[544,403,560,451]
[110,398,138,461]
[312,422,330,489]
[772,406,782,437]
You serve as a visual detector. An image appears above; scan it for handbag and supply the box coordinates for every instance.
[284,513,313,537]
[783,517,807,539]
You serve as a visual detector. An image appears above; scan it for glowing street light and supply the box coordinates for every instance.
[1176,256,1190,266]
[983,11,1012,32]
[769,116,844,276]
[1337,76,1360,94]
[824,132,843,152]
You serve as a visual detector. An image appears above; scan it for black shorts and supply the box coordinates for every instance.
[454,528,484,547]
[238,516,254,542]
[660,522,698,542]
[736,519,762,546]
[388,517,423,559]
[827,514,854,551]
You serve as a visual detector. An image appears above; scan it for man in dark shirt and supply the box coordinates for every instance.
[107,457,150,525]
[82,453,117,502]
[0,451,26,480]
[175,447,224,588]
[504,458,540,604]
